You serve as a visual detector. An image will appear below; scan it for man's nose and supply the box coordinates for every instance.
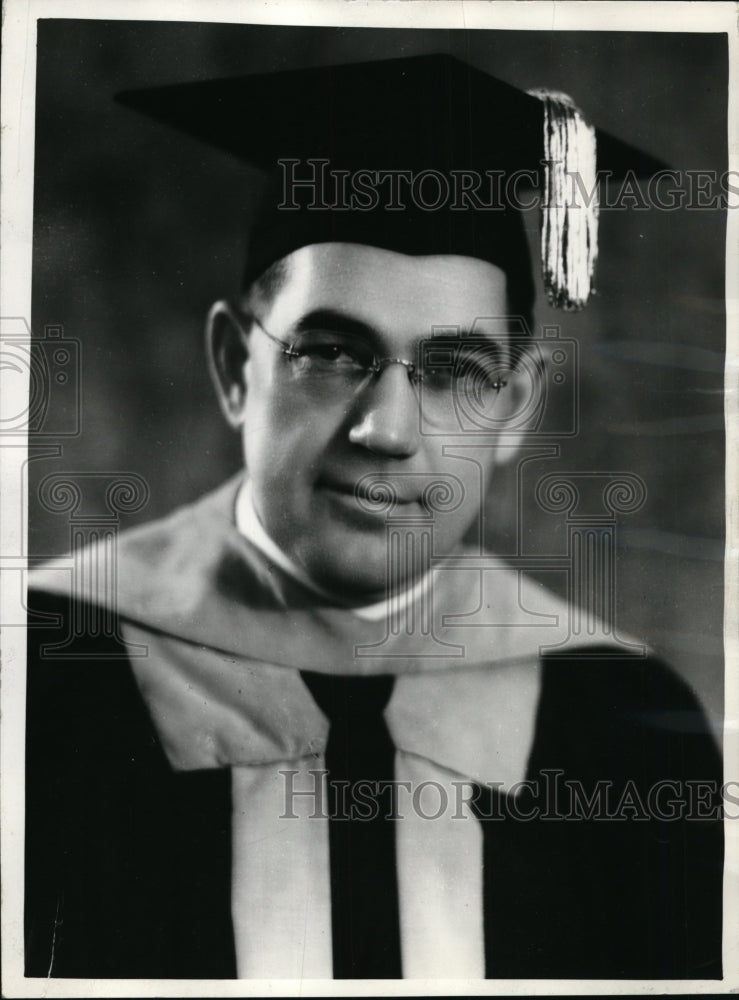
[347,363,421,457]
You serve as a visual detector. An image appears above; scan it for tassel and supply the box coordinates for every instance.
[527,89,599,310]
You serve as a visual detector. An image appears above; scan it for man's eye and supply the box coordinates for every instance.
[455,360,501,385]
[455,348,501,375]
[422,355,501,390]
[421,366,455,389]
[420,342,503,389]
[290,332,370,373]
[303,344,349,362]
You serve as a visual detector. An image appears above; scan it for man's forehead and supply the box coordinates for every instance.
[259,243,509,336]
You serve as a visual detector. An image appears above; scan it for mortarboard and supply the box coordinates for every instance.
[116,54,665,320]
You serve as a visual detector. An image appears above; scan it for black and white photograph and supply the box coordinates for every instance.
[1,1,737,994]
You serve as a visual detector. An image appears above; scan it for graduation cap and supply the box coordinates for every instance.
[116,54,665,319]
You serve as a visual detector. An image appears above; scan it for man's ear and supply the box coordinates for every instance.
[205,300,250,428]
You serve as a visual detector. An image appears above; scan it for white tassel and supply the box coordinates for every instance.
[527,89,599,310]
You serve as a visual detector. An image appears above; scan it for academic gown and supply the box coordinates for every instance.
[25,477,723,980]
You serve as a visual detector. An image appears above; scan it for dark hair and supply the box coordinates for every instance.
[242,256,291,309]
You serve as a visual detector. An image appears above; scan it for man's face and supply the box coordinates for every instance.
[232,242,523,601]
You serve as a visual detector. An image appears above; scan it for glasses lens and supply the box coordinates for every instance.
[419,340,508,427]
[278,330,509,428]
[286,330,375,384]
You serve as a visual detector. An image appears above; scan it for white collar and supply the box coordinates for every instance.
[234,477,432,621]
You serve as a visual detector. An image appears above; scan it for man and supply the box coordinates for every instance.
[25,54,723,980]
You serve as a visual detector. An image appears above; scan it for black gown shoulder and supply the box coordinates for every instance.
[25,590,237,978]
[474,649,723,978]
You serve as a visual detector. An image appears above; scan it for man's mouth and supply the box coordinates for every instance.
[318,477,420,507]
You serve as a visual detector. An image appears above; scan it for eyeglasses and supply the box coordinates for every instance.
[222,303,511,429]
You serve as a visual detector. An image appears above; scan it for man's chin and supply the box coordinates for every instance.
[303,547,424,608]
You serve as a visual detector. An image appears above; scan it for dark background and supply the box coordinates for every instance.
[30,21,727,731]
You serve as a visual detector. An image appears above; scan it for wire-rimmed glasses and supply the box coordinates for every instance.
[218,301,511,429]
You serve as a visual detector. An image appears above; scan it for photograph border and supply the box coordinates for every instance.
[2,1,737,996]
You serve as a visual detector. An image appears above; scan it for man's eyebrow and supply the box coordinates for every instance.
[293,309,377,340]
[292,310,504,346]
